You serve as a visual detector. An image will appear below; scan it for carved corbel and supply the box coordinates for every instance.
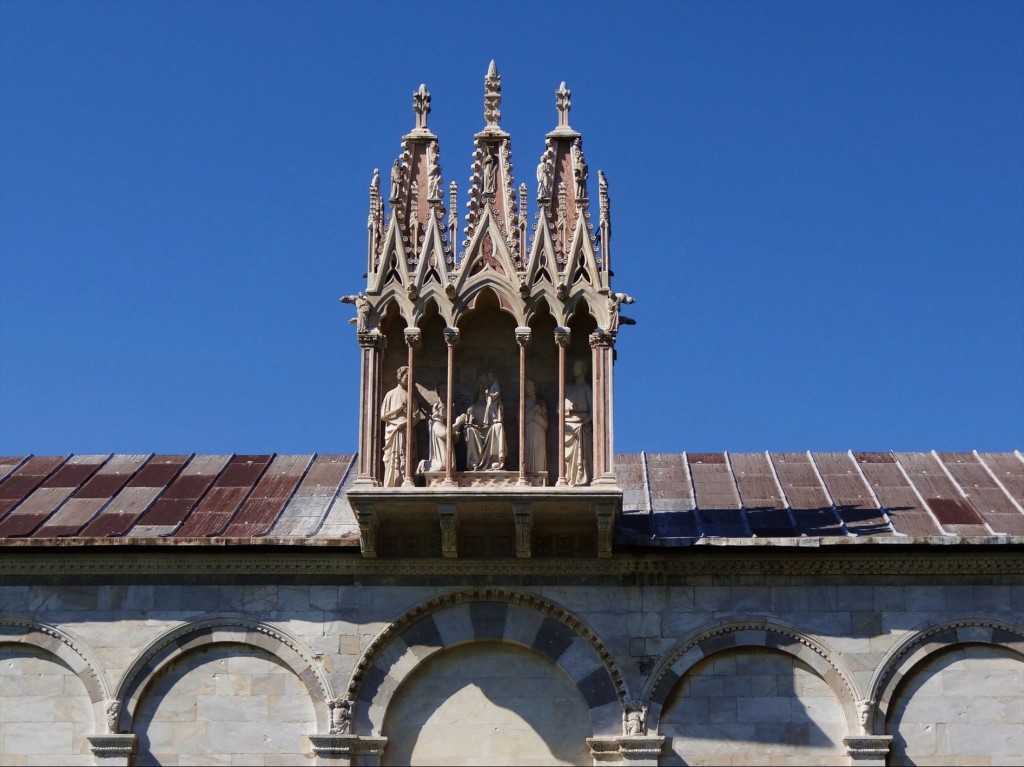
[843,735,892,766]
[439,503,459,558]
[357,330,385,351]
[556,281,569,301]
[513,502,532,558]
[356,505,378,558]
[589,329,614,349]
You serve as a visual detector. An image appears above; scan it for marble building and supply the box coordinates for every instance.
[1,65,1022,767]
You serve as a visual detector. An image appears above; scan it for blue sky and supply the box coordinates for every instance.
[1,0,1021,456]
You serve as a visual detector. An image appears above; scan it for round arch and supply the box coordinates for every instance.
[112,615,336,733]
[868,616,1024,735]
[346,589,628,736]
[0,616,111,734]
[642,618,861,735]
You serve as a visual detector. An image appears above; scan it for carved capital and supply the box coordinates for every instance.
[443,327,460,347]
[89,734,137,765]
[514,326,531,348]
[403,327,421,349]
[590,330,615,349]
[554,327,571,348]
[357,330,385,350]
[844,735,892,766]
[513,503,532,558]
[439,504,459,558]
[587,736,664,766]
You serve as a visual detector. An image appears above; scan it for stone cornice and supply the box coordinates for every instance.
[0,548,1021,578]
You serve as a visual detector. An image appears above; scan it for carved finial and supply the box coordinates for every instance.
[413,84,431,130]
[555,81,571,129]
[484,60,502,128]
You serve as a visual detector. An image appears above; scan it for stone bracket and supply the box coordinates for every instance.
[354,503,378,558]
[513,502,532,558]
[89,734,137,766]
[596,502,615,558]
[587,735,665,765]
[844,735,892,766]
[439,503,459,558]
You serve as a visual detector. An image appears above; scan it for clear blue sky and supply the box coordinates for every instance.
[1,0,1021,456]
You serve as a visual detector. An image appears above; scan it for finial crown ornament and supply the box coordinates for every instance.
[484,60,502,128]
[413,84,431,131]
[555,81,572,129]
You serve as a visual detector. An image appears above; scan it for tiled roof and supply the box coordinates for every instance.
[0,451,1021,547]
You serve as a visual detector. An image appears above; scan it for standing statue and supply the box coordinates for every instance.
[536,148,554,201]
[427,155,442,201]
[340,292,371,332]
[482,148,499,196]
[389,159,402,202]
[463,372,507,471]
[606,291,635,334]
[573,141,589,201]
[563,359,593,486]
[523,379,548,475]
[380,366,423,487]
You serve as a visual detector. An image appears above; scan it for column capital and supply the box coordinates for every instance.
[357,330,385,350]
[403,327,422,348]
[589,329,615,349]
[515,326,532,347]
[443,326,460,346]
[554,326,571,347]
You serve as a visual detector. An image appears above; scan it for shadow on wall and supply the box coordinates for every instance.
[132,643,316,767]
[886,644,1024,767]
[659,647,845,766]
[381,640,592,767]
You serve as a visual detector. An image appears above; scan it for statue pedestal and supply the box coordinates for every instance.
[844,735,892,766]
[586,735,665,765]
[421,470,547,488]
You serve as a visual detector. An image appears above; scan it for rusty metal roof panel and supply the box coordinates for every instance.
[697,508,749,537]
[616,453,647,513]
[771,453,844,536]
[217,455,274,487]
[127,455,189,488]
[689,455,741,510]
[317,457,360,538]
[935,452,1024,533]
[270,455,352,537]
[647,453,694,511]
[0,455,69,504]
[810,452,890,535]
[978,452,1024,506]
[855,457,943,536]
[895,452,989,535]
[41,455,109,489]
[171,455,272,537]
[79,486,165,537]
[0,457,28,483]
[73,455,150,499]
[221,455,312,537]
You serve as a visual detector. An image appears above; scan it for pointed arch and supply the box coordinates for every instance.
[412,215,451,294]
[113,615,335,734]
[455,209,520,294]
[565,216,601,289]
[371,220,410,294]
[345,590,628,738]
[525,214,558,290]
[642,618,860,737]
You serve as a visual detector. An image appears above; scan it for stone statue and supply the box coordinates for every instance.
[340,292,371,332]
[857,699,873,734]
[563,359,593,486]
[606,291,635,334]
[417,387,466,476]
[427,151,442,201]
[622,701,647,736]
[329,698,352,735]
[573,140,588,201]
[482,148,499,197]
[380,366,424,487]
[105,699,120,733]
[389,159,402,203]
[523,379,548,475]
[370,167,380,194]
[463,372,507,471]
[536,148,554,201]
